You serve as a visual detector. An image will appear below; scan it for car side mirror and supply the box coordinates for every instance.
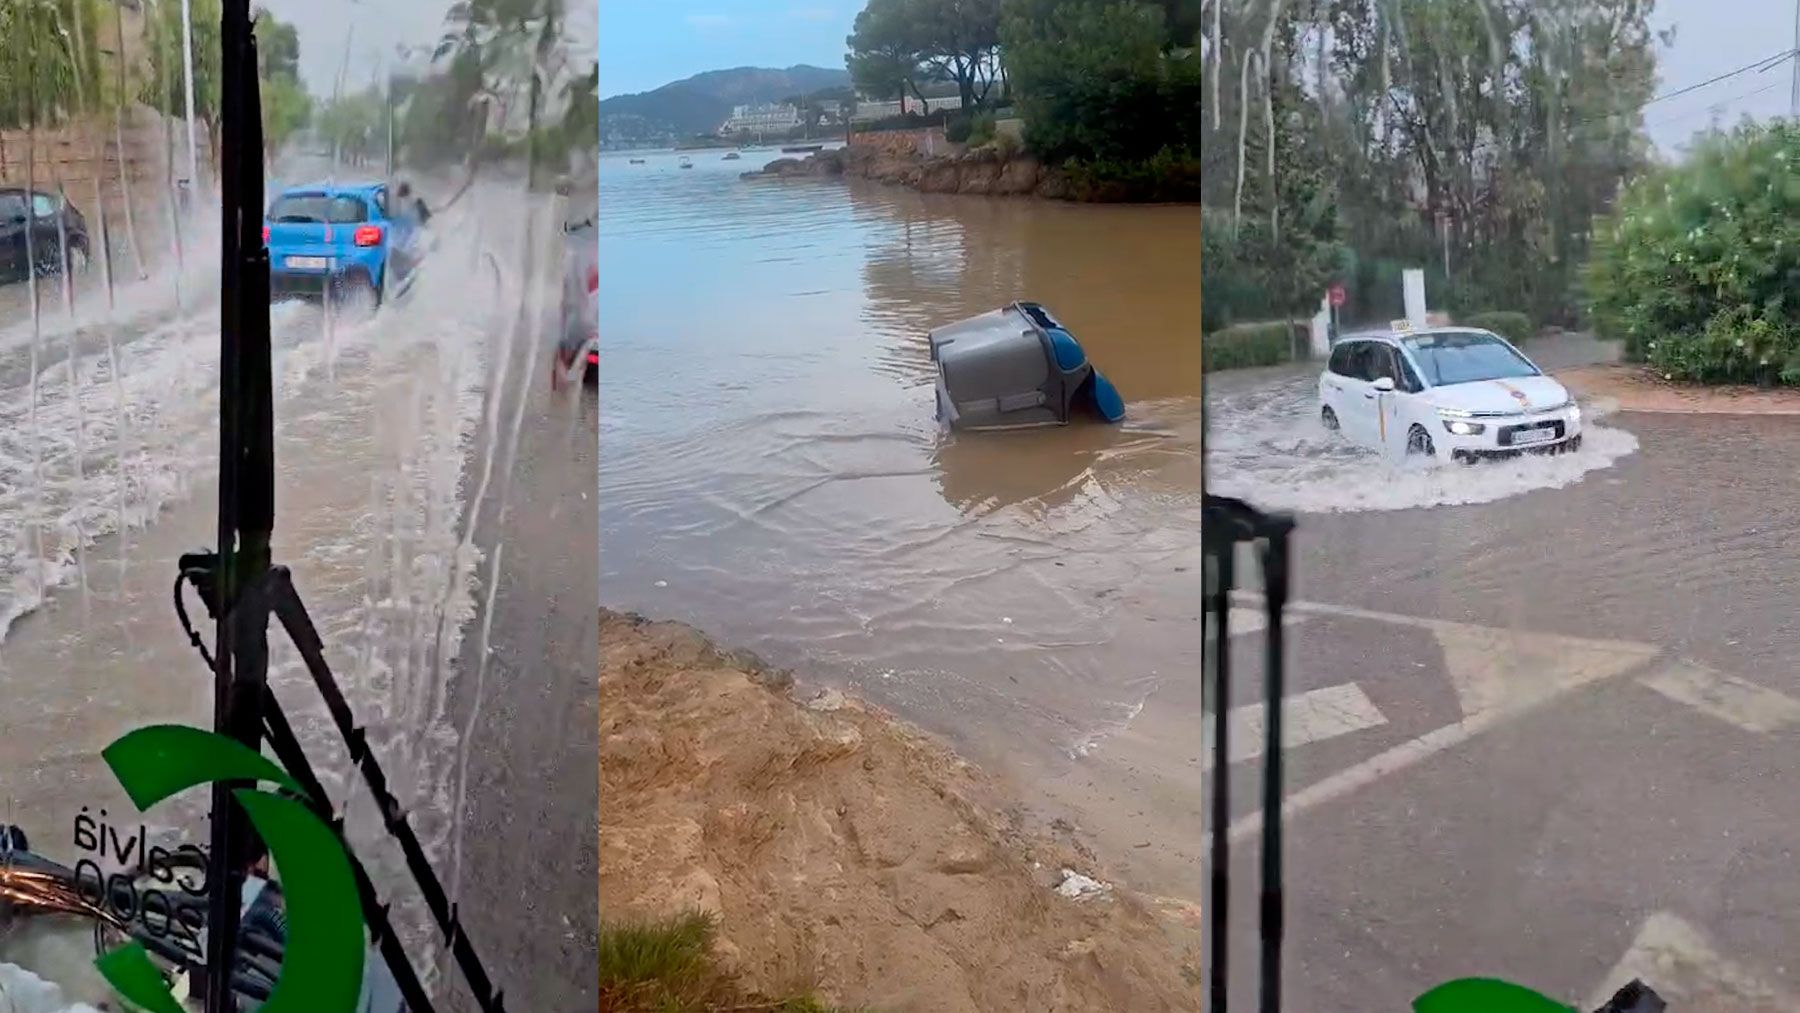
[1373,376,1396,393]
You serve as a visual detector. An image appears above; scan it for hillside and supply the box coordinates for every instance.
[600,65,850,149]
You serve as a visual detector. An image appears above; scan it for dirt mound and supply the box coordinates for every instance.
[598,609,1200,1012]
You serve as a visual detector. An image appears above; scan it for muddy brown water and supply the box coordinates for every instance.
[597,147,1204,807]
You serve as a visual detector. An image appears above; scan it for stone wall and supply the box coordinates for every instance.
[0,107,202,267]
[848,127,953,159]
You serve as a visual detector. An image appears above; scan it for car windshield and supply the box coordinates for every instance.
[268,194,367,224]
[1402,331,1539,386]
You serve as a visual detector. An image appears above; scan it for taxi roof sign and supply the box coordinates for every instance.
[1391,318,1414,333]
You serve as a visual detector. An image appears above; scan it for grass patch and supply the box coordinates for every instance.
[1203,320,1297,371]
[1457,311,1533,345]
[598,912,855,1012]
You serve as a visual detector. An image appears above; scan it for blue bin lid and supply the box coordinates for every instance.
[1045,328,1087,371]
[1088,370,1125,423]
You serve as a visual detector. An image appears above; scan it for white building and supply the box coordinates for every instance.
[719,103,802,135]
[849,92,968,123]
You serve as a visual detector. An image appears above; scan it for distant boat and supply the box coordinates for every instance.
[678,156,694,169]
[782,144,823,154]
[629,158,646,164]
[722,152,741,161]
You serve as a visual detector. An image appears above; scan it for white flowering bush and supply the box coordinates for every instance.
[1586,122,1800,384]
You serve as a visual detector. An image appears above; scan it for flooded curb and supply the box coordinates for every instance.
[1557,365,1800,416]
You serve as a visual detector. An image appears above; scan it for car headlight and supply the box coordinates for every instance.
[1442,418,1485,436]
[1568,403,1582,423]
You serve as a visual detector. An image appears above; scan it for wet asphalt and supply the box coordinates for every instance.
[1202,348,1800,1009]
[438,300,598,1010]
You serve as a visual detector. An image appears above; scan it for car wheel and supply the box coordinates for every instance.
[1320,405,1339,432]
[65,241,89,276]
[1406,425,1436,458]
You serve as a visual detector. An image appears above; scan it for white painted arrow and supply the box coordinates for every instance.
[1585,912,1798,1011]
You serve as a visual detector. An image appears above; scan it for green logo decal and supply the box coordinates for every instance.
[1414,978,1578,1013]
[96,725,366,1012]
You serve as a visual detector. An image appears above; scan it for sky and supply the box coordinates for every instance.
[258,0,1792,135]
[1645,0,1796,154]
[597,1,855,98]
[261,0,457,96]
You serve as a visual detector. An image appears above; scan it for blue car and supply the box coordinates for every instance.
[263,182,423,309]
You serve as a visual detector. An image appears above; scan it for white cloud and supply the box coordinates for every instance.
[787,6,835,21]
[685,13,733,29]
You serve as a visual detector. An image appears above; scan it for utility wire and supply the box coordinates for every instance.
[1571,48,1795,131]
[1646,80,1785,131]
[1640,47,1795,109]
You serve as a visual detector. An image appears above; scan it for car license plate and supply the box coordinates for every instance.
[286,256,328,269]
[1513,427,1554,445]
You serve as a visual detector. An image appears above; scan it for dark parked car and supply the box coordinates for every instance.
[0,188,90,283]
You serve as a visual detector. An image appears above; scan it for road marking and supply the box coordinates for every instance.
[1220,605,1306,637]
[1640,661,1800,734]
[1432,621,1658,720]
[1207,683,1386,764]
[1223,593,1660,844]
[1585,912,1798,1011]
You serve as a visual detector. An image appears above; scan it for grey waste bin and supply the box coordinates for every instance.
[929,301,1123,431]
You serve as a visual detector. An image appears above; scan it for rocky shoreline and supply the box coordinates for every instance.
[744,143,1080,200]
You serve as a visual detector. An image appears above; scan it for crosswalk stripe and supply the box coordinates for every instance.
[1207,683,1386,765]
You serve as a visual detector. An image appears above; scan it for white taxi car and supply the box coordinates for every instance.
[1319,325,1581,462]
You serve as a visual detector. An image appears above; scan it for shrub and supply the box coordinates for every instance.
[992,130,1023,159]
[1203,321,1297,371]
[1586,121,1800,384]
[945,112,974,144]
[854,109,951,134]
[967,111,998,146]
[1064,145,1203,202]
[1458,311,1533,345]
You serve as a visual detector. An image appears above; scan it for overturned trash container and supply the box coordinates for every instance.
[930,301,1125,431]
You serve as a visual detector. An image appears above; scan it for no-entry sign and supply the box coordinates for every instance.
[1328,284,1347,307]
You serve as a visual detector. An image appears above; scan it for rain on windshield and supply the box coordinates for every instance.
[0,0,596,1007]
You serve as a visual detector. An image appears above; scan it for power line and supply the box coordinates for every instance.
[1646,80,1784,131]
[1573,47,1794,129]
[1641,47,1795,109]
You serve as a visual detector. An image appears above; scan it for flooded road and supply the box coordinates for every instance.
[598,148,1203,787]
[0,171,592,1006]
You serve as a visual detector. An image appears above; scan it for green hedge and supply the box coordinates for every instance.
[1586,121,1800,385]
[1458,311,1533,345]
[1203,321,1296,371]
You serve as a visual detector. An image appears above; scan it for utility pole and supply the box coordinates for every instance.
[1790,0,1799,118]
[179,0,200,192]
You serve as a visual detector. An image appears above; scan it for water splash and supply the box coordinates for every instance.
[1206,372,1639,513]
